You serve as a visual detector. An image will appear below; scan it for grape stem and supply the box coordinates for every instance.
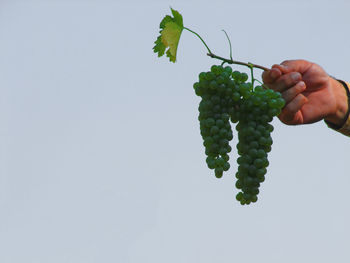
[248,63,255,87]
[183,26,269,72]
[183,27,212,54]
[207,53,269,71]
[222,30,233,61]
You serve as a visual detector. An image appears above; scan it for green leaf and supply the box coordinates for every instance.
[153,8,184,63]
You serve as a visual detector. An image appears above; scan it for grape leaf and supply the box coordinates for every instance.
[153,8,183,63]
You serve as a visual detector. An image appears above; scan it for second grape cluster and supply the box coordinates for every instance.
[193,65,285,205]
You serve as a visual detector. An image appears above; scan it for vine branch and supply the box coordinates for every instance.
[183,26,269,72]
[207,53,269,71]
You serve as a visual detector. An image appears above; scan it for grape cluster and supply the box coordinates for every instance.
[193,65,285,205]
[234,85,285,205]
[194,65,235,178]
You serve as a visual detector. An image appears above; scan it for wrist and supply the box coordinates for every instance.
[324,77,349,127]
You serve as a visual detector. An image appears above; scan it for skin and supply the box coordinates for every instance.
[261,59,348,126]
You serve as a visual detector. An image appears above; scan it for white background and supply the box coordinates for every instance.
[0,0,350,262]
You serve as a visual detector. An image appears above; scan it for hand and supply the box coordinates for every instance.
[262,59,348,126]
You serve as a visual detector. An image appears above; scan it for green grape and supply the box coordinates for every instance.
[219,138,229,146]
[209,80,218,90]
[257,149,267,158]
[221,71,231,81]
[232,92,241,101]
[251,195,258,203]
[215,167,224,178]
[236,192,243,201]
[254,86,264,92]
[227,132,234,140]
[256,168,267,177]
[254,158,263,168]
[210,126,220,134]
[206,118,215,127]
[240,73,249,82]
[218,83,226,93]
[199,72,206,81]
[217,75,225,84]
[206,72,216,81]
[211,65,218,73]
[265,89,275,98]
[268,108,280,117]
[235,180,243,189]
[276,98,286,108]
[249,141,259,149]
[206,156,216,169]
[268,99,277,108]
[248,148,258,158]
[232,70,241,81]
[213,134,220,141]
[224,66,233,74]
[239,82,251,94]
[243,192,252,201]
[266,123,274,132]
[216,119,224,127]
[216,157,225,166]
[262,158,269,167]
[223,162,230,171]
[203,139,212,147]
[222,154,230,162]
[219,128,227,137]
[221,113,230,121]
[216,65,224,74]
[211,95,220,104]
[257,174,265,183]
[259,137,268,146]
[219,147,227,155]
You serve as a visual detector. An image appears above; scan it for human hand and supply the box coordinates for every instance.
[262,59,348,126]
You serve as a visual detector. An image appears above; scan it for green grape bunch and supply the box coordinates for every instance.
[194,65,236,178]
[193,65,285,205]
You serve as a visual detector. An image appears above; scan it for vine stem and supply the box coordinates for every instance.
[248,63,255,87]
[183,27,212,54]
[222,30,233,61]
[183,26,269,72]
[207,53,269,71]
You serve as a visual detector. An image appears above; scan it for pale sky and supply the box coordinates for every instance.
[1,0,350,262]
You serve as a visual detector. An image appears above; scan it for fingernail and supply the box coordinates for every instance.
[292,73,301,82]
[298,81,305,88]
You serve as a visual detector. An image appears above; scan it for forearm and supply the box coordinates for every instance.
[324,77,350,136]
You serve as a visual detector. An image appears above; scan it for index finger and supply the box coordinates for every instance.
[262,67,282,84]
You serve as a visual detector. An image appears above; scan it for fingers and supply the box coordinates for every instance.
[272,72,302,92]
[262,59,313,86]
[261,59,314,125]
[279,94,308,125]
[262,60,308,86]
[263,71,302,93]
[271,64,289,74]
[262,67,282,84]
[281,81,306,104]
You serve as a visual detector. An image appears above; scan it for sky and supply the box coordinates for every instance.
[0,0,350,262]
